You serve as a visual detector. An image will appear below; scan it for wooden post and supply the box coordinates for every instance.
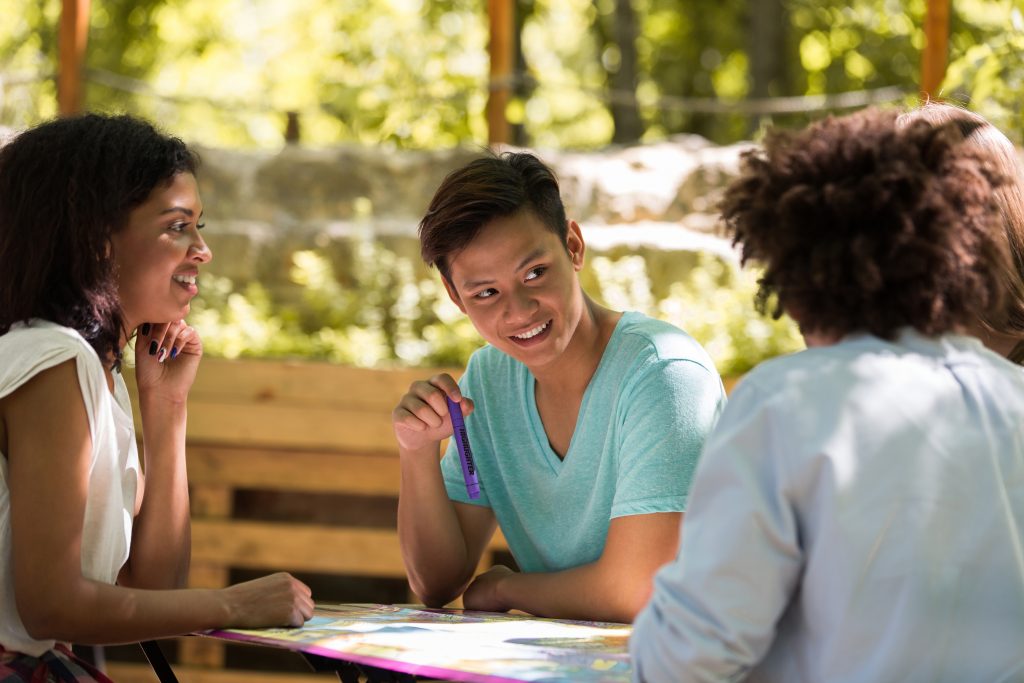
[921,0,950,99]
[487,0,514,147]
[58,0,91,116]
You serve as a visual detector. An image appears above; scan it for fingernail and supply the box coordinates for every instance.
[149,340,158,355]
[169,347,178,359]
[157,347,168,363]
[141,323,151,336]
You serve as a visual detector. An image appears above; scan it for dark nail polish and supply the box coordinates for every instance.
[170,347,178,359]
[141,323,151,336]
[149,340,158,355]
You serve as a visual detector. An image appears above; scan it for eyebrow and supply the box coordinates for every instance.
[159,206,203,218]
[461,247,549,289]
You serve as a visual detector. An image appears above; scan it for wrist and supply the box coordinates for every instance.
[492,570,513,611]
[212,587,236,627]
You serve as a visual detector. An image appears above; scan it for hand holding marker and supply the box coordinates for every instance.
[446,396,480,499]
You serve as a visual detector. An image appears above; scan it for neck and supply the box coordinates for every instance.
[531,296,620,393]
[964,321,1024,360]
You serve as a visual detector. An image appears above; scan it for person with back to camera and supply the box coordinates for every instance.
[630,107,1024,682]
[391,151,726,623]
[900,102,1024,365]
[0,114,313,682]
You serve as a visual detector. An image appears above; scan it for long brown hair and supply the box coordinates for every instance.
[900,102,1024,363]
[0,114,198,367]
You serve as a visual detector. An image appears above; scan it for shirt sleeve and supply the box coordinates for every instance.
[629,378,803,683]
[611,359,725,518]
[440,356,491,508]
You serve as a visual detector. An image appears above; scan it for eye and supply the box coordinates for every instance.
[197,221,206,230]
[473,288,497,300]
[525,266,547,281]
[168,221,188,233]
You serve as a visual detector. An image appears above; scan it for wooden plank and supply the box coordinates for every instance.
[105,662,334,683]
[185,402,396,452]
[180,636,226,670]
[191,485,233,518]
[125,360,458,411]
[188,446,401,495]
[188,564,230,590]
[191,520,407,577]
[191,520,508,577]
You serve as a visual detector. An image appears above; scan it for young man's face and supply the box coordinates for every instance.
[443,210,586,372]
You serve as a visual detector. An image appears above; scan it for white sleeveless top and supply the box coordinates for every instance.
[0,321,139,656]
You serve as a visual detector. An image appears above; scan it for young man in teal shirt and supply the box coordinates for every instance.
[392,152,724,622]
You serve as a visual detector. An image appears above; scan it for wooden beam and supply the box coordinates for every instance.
[58,0,91,116]
[921,0,951,99]
[487,0,514,147]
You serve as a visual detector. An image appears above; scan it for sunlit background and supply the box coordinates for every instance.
[3,0,1021,149]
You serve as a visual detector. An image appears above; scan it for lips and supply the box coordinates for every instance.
[171,273,197,286]
[507,320,553,347]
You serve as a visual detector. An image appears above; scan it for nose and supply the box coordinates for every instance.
[188,229,213,264]
[503,285,537,324]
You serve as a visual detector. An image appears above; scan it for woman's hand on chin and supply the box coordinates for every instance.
[133,320,203,403]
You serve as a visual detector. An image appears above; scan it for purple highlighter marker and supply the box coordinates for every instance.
[446,397,480,500]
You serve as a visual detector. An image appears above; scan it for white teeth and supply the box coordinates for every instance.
[172,274,197,285]
[513,321,549,340]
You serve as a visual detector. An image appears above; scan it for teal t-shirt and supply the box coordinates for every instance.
[441,311,726,573]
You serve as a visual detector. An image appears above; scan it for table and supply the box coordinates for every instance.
[199,603,633,683]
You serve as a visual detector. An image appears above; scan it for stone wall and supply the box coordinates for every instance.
[192,136,752,292]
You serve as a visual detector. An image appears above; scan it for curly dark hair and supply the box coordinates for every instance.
[419,151,568,282]
[720,107,1013,340]
[0,113,198,368]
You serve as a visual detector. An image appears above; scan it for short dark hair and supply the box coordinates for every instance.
[720,107,1012,340]
[0,113,199,367]
[419,151,568,281]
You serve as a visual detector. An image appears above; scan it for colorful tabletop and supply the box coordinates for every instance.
[201,603,633,683]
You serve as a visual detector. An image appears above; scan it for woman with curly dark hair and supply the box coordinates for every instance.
[899,102,1024,364]
[631,107,1024,683]
[0,114,312,682]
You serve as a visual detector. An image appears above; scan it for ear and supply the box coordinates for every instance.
[442,274,467,314]
[566,220,585,272]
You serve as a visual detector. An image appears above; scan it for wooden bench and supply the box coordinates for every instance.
[109,357,507,682]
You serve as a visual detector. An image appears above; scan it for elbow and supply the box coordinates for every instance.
[605,576,656,624]
[17,590,70,642]
[408,578,461,609]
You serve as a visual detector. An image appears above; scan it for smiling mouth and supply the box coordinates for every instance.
[172,274,197,286]
[511,320,550,340]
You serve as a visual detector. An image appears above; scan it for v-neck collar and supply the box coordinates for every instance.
[522,312,633,476]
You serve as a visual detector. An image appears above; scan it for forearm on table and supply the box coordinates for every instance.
[492,512,684,623]
[495,560,653,623]
[19,578,227,645]
[125,398,191,588]
[397,448,477,605]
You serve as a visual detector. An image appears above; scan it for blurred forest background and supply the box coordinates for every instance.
[1,0,1022,374]
[2,0,1021,148]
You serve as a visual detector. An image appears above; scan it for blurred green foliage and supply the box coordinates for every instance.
[2,0,1021,147]
[191,244,803,377]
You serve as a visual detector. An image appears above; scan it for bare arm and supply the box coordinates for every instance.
[118,322,198,588]
[463,512,683,623]
[394,374,497,606]
[6,361,313,644]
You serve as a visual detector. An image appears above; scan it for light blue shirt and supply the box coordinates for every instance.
[442,311,725,574]
[631,330,1024,683]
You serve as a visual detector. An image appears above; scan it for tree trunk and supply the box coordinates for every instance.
[746,0,787,134]
[609,0,643,144]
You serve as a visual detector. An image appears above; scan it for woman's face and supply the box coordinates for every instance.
[111,172,211,333]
